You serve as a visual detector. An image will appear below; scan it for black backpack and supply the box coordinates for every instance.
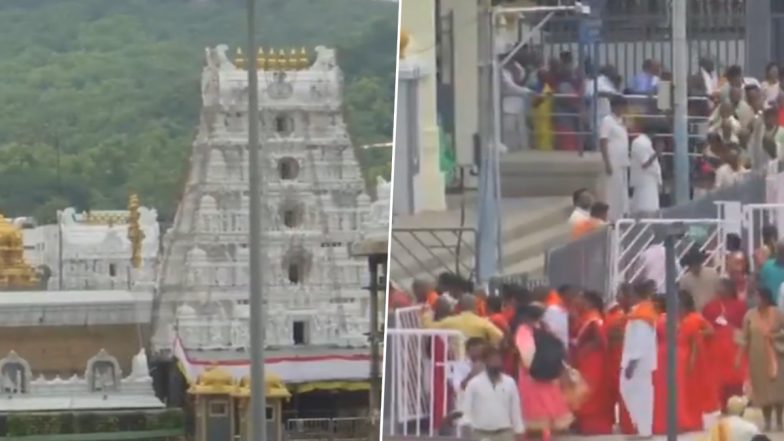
[528,328,566,381]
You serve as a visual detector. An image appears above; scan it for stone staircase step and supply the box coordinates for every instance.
[500,150,605,198]
[390,198,572,286]
[499,222,570,274]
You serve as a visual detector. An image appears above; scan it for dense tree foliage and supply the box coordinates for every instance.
[0,0,396,223]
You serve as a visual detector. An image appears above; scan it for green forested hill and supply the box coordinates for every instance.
[0,0,397,222]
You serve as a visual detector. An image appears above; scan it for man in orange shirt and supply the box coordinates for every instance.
[571,201,609,239]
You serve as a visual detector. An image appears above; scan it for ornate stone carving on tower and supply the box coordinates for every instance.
[154,45,373,354]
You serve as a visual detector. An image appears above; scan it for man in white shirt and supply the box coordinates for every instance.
[568,188,593,227]
[708,101,742,144]
[636,244,681,294]
[450,337,487,393]
[600,95,630,222]
[715,146,748,190]
[462,347,525,441]
[704,396,760,441]
[620,282,657,438]
[630,129,662,214]
[699,58,719,97]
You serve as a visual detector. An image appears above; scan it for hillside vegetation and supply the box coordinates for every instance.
[0,0,396,222]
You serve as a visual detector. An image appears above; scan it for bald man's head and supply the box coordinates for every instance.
[412,279,432,302]
[459,294,476,314]
[433,296,453,320]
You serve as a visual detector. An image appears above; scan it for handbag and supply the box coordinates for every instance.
[560,364,589,411]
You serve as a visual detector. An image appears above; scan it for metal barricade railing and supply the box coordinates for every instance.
[611,217,727,293]
[545,169,768,296]
[545,226,612,295]
[501,92,711,155]
[383,329,466,439]
[528,0,745,82]
[390,227,478,285]
[286,417,371,441]
[487,273,550,296]
[393,305,423,330]
[742,203,784,273]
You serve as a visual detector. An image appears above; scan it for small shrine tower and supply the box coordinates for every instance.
[0,214,38,290]
[188,366,290,441]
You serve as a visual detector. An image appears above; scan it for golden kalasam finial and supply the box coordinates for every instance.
[276,48,286,71]
[235,47,246,69]
[398,29,411,60]
[257,47,266,70]
[288,48,298,70]
[127,194,145,269]
[267,48,278,70]
[298,47,308,70]
[399,30,409,59]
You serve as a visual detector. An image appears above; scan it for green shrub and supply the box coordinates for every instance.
[7,413,62,436]
[5,408,184,435]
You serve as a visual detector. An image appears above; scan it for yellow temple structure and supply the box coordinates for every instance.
[0,214,38,290]
[188,366,291,441]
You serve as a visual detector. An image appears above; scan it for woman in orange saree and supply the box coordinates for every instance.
[652,296,691,434]
[702,278,748,408]
[680,290,719,431]
[572,291,614,434]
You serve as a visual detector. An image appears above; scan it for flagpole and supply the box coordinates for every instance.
[246,0,267,439]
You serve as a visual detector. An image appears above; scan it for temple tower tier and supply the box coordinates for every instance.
[152,45,374,354]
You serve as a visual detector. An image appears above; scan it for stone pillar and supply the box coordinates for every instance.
[745,0,771,79]
[401,0,447,213]
[439,1,479,168]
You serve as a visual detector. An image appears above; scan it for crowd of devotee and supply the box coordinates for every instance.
[388,233,784,440]
[503,52,784,222]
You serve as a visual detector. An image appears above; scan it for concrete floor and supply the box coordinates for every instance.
[557,434,784,440]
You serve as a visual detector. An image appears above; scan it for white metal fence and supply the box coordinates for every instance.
[383,329,465,438]
[611,217,727,292]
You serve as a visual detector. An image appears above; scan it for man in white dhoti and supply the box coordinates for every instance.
[600,95,630,222]
[500,55,532,152]
[620,282,657,438]
[630,129,662,214]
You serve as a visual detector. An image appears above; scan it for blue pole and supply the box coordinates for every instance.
[672,0,690,204]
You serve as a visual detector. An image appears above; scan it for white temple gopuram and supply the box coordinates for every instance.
[152,45,387,385]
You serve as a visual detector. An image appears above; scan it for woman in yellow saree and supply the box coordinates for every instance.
[532,71,554,151]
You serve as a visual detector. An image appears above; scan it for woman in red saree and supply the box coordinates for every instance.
[702,278,748,408]
[572,291,614,434]
[652,296,691,434]
[428,298,454,432]
[680,290,719,430]
[604,283,633,434]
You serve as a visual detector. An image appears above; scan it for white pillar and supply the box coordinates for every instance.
[401,0,447,213]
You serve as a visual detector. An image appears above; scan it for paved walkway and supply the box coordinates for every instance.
[559,434,784,440]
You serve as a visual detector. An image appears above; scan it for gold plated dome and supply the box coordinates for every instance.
[0,214,37,290]
[233,373,290,399]
[188,366,236,395]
